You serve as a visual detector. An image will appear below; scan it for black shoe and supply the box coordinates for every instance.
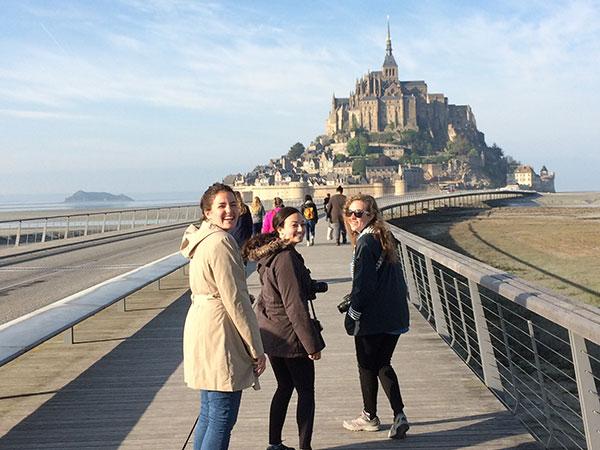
[267,443,296,450]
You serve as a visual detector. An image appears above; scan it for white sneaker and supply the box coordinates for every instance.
[343,411,380,432]
[388,412,409,439]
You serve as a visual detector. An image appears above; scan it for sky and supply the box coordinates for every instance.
[1,0,599,200]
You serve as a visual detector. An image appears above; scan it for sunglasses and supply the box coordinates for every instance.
[345,209,369,218]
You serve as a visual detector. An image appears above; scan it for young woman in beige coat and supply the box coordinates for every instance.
[181,182,266,450]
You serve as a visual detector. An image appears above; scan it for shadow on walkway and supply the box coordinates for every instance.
[0,293,188,450]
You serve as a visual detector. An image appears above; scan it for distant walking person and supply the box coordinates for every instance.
[323,193,333,241]
[326,186,347,245]
[301,194,318,246]
[244,207,326,450]
[250,196,266,236]
[231,191,253,249]
[262,197,284,234]
[341,194,410,440]
[180,183,266,450]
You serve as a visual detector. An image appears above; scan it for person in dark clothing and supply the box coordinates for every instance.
[326,186,347,245]
[341,194,410,440]
[230,191,253,248]
[300,194,319,246]
[322,193,330,212]
[243,207,326,450]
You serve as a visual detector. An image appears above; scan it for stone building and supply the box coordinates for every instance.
[512,165,555,192]
[325,21,484,149]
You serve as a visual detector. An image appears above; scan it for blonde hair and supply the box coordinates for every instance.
[250,196,263,214]
[344,194,398,263]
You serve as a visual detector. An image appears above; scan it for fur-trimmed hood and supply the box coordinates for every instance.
[243,233,295,262]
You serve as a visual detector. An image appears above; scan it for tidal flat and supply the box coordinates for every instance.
[394,192,600,307]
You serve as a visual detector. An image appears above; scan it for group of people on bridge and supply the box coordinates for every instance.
[180,182,410,450]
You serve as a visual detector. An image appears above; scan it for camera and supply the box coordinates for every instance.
[311,280,328,294]
[337,293,352,314]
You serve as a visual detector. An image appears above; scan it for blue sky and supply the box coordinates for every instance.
[1,0,599,198]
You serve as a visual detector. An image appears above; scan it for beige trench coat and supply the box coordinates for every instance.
[180,221,264,391]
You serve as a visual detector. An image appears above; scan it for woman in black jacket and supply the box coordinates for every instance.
[341,194,410,440]
[243,207,326,450]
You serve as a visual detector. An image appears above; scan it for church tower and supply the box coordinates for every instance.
[382,19,398,81]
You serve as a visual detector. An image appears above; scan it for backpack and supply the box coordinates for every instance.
[303,205,315,221]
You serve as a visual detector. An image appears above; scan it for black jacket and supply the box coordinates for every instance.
[230,209,253,248]
[349,232,409,336]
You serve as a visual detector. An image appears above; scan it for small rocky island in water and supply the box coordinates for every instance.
[64,190,134,203]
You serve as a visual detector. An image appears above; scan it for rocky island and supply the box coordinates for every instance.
[64,191,134,203]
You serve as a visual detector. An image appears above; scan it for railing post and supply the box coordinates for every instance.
[102,213,107,233]
[145,210,149,226]
[439,273,456,346]
[425,256,450,340]
[84,215,89,236]
[64,327,74,344]
[14,221,22,247]
[64,217,70,239]
[117,212,122,231]
[400,242,419,306]
[468,279,503,395]
[41,218,48,243]
[569,330,600,450]
[527,320,555,446]
[454,278,472,363]
[132,210,136,229]
[497,306,520,413]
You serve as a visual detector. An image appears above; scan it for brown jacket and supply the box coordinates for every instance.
[180,221,264,391]
[245,235,325,358]
[326,193,347,224]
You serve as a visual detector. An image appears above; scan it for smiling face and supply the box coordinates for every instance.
[345,200,372,233]
[277,212,305,245]
[204,191,239,231]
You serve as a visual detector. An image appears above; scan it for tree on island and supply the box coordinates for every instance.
[287,142,305,160]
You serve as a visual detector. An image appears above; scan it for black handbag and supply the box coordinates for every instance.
[308,299,326,349]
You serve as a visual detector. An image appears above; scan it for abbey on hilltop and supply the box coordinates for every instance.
[227,20,556,201]
[326,21,483,149]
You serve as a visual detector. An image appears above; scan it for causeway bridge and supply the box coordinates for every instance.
[0,190,598,449]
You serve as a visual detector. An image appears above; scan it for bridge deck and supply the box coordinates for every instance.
[0,225,540,449]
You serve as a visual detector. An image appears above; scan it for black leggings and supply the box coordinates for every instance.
[268,355,315,449]
[355,333,404,418]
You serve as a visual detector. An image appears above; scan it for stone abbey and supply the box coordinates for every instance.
[326,22,483,148]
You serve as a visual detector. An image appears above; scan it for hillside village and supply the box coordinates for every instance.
[225,23,555,196]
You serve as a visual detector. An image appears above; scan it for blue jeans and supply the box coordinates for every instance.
[305,220,316,242]
[194,390,243,450]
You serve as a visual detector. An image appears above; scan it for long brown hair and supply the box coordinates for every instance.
[344,194,398,263]
[234,191,248,214]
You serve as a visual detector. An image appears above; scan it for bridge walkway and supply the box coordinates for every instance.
[0,225,540,449]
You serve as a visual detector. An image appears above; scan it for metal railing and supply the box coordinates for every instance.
[0,252,189,367]
[381,194,600,450]
[0,204,200,248]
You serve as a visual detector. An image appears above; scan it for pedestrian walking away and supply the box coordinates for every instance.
[180,182,266,450]
[301,194,319,246]
[231,191,253,249]
[340,194,411,440]
[326,185,347,245]
[244,207,328,450]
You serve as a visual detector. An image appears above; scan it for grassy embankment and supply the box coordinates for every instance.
[393,193,600,307]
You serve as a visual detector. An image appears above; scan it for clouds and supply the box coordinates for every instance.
[0,0,599,194]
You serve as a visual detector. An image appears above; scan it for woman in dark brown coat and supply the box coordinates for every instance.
[244,207,326,450]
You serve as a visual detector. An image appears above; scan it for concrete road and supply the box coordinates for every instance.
[0,226,187,325]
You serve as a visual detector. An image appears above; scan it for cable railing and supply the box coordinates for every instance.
[381,193,600,450]
[0,204,201,248]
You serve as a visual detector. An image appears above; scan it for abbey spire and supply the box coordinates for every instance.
[382,17,398,81]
